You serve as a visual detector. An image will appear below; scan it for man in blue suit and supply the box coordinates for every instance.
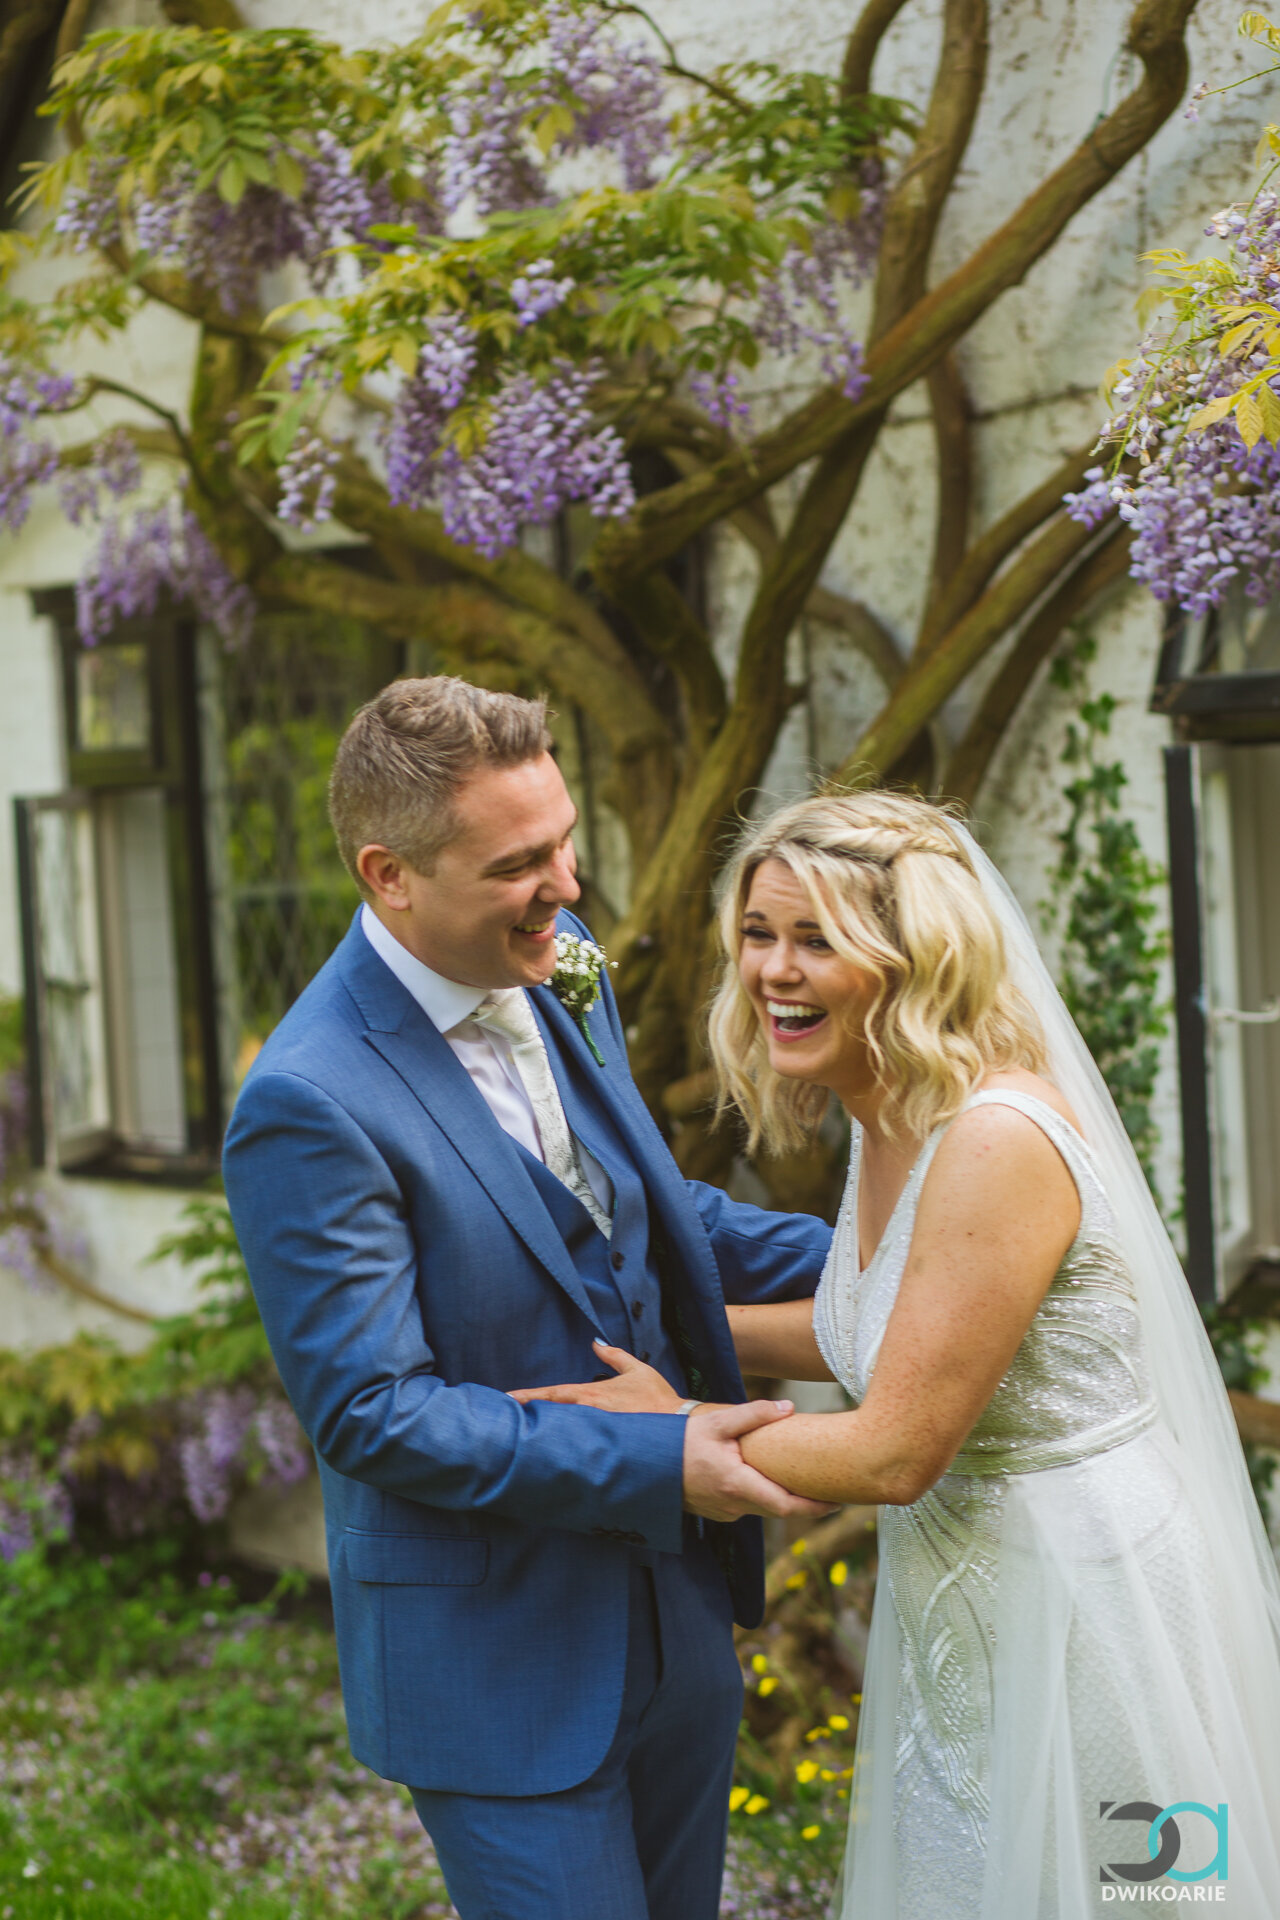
[223,677,833,1920]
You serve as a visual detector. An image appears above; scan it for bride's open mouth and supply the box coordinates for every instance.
[766,1000,828,1041]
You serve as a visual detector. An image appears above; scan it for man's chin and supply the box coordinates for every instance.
[508,927,559,981]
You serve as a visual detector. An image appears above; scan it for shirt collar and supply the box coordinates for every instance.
[359,903,488,1035]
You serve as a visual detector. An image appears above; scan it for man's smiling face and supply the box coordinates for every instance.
[357,751,581,988]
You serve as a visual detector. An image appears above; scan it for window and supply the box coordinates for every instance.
[1159,600,1280,1298]
[16,595,397,1179]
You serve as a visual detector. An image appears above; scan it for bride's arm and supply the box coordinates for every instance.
[727,1299,835,1381]
[740,1103,1081,1503]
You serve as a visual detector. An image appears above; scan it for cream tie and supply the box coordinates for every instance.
[471,989,613,1238]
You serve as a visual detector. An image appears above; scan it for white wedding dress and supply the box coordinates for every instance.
[810,836,1280,1919]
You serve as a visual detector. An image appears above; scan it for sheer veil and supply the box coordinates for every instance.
[960,825,1280,1643]
[832,823,1280,1919]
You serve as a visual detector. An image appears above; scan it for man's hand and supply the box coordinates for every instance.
[682,1399,838,1524]
[509,1341,684,1412]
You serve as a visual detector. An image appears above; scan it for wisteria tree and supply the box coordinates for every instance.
[1070,13,1280,614]
[1,0,1202,1202]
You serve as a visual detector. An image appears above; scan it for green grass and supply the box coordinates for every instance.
[0,1539,844,1919]
[0,1544,454,1920]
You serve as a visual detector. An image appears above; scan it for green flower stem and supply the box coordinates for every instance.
[578,1014,606,1067]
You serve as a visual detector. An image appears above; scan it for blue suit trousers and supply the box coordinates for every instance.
[411,1536,743,1920]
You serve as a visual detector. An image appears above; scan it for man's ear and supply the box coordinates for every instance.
[357,844,411,911]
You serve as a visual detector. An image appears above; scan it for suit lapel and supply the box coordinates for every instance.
[338,928,604,1332]
[530,984,731,1327]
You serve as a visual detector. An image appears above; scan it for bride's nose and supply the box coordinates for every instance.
[760,939,803,986]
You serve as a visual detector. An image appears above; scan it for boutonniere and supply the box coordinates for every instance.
[549,932,611,1067]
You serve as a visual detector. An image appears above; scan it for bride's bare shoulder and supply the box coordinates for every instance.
[975,1067,1084,1136]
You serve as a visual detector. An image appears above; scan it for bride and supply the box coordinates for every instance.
[517,791,1280,1915]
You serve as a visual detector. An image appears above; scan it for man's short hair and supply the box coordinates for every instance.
[329,676,554,889]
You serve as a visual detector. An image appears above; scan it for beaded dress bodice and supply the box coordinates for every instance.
[812,1089,1157,1470]
[813,1089,1162,1918]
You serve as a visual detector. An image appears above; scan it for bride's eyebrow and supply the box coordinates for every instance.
[741,909,822,929]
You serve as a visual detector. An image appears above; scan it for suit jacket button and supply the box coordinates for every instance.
[611,1250,625,1271]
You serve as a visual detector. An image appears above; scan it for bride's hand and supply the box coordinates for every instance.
[510,1340,690,1413]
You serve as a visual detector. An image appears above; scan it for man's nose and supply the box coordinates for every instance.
[540,844,580,902]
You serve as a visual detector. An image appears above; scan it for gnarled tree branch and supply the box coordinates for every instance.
[924,352,974,622]
[842,0,913,97]
[592,0,1196,587]
[913,439,1097,657]
[943,522,1130,805]
[831,507,1105,784]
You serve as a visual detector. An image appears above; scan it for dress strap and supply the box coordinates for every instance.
[956,1088,1104,1236]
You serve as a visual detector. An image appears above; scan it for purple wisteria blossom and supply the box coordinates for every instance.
[439,2,667,218]
[53,157,125,252]
[541,1,667,189]
[755,188,883,402]
[129,133,394,314]
[275,429,339,531]
[511,258,576,328]
[385,315,479,510]
[178,1386,309,1523]
[76,503,255,648]
[437,361,635,557]
[689,368,753,436]
[179,1387,259,1523]
[0,356,77,532]
[0,1448,74,1561]
[1067,189,1280,617]
[441,74,547,217]
[55,428,143,527]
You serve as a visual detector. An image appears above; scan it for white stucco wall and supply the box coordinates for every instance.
[1,0,1276,1342]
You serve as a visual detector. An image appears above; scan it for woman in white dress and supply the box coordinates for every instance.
[518,791,1280,1916]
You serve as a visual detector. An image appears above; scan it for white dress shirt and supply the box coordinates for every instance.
[359,904,612,1213]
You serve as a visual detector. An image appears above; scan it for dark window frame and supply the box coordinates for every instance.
[18,592,223,1183]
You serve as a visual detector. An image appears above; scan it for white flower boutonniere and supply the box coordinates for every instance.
[549,932,611,1066]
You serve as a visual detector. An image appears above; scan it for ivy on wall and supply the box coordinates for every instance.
[1040,630,1170,1194]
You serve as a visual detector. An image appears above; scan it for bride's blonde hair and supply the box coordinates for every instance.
[708,791,1046,1153]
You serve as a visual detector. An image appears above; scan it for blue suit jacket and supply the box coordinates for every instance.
[222,911,832,1794]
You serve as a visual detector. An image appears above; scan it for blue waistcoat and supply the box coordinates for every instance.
[513,1132,686,1404]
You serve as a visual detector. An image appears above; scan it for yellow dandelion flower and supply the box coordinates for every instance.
[751,1653,769,1675]
[729,1786,750,1812]
[805,1726,830,1743]
[820,1768,835,1782]
[829,1560,848,1587]
[828,1713,850,1731]
[758,1676,778,1697]
[790,1537,808,1557]
[801,1825,821,1841]
[851,1692,863,1703]
[794,1760,819,1785]
[785,1571,807,1590]
[837,1788,849,1800]
[745,1794,770,1816]
[841,1767,854,1779]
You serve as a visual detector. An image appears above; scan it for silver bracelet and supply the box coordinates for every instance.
[676,1399,699,1416]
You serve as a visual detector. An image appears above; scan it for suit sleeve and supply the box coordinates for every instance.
[222,1067,687,1552]
[683,1181,832,1304]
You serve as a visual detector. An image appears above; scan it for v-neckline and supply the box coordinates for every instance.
[850,1122,941,1278]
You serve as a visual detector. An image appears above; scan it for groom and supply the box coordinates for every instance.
[223,676,833,1920]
